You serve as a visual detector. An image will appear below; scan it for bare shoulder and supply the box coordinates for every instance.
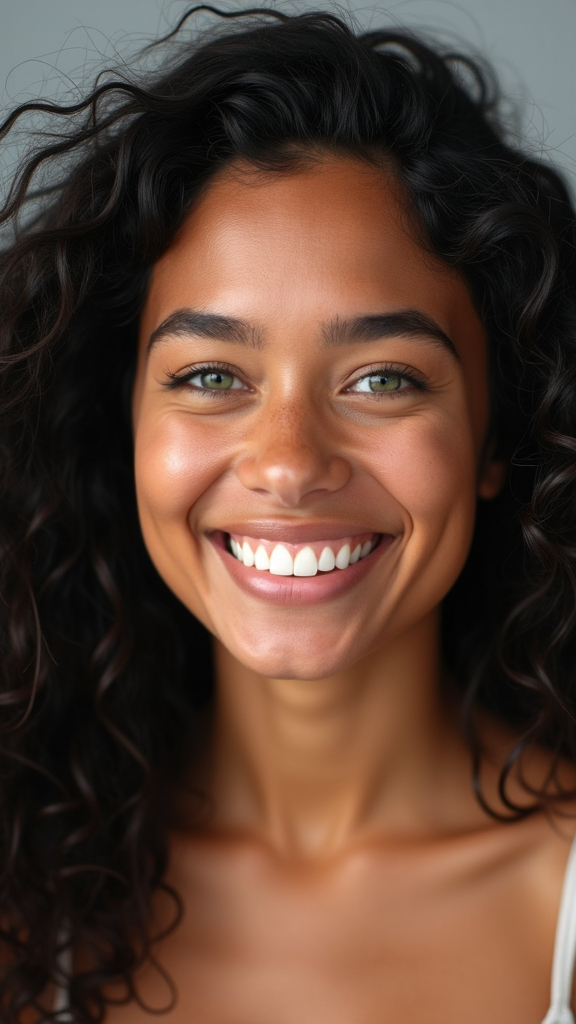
[102,729,576,1024]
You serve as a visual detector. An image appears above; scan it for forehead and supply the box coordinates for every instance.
[141,156,486,373]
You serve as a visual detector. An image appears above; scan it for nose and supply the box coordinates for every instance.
[235,403,351,507]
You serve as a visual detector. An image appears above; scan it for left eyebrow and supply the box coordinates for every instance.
[147,309,264,352]
[321,310,460,361]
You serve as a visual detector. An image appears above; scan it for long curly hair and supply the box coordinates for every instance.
[1,6,575,1020]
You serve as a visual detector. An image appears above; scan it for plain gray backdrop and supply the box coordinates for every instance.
[1,0,575,192]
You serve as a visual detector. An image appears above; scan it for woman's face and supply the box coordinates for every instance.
[133,157,501,680]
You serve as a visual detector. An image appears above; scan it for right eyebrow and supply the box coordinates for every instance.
[320,310,460,361]
[147,309,264,352]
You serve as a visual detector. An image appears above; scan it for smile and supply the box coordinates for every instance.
[227,533,379,576]
[210,528,395,606]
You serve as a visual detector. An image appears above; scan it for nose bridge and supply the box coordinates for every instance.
[256,389,327,480]
[270,394,316,454]
[236,386,350,504]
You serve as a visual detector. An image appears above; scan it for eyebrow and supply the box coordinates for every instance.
[321,310,459,359]
[147,310,265,352]
[147,307,459,360]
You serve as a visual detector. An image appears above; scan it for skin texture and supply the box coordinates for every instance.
[110,157,576,1023]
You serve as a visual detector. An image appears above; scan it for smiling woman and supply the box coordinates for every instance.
[133,160,495,677]
[1,8,576,1024]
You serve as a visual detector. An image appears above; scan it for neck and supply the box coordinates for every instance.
[204,610,478,859]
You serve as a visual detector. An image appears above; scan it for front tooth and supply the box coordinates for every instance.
[293,546,318,577]
[350,543,361,564]
[242,540,255,567]
[254,544,270,570]
[269,544,294,576]
[335,543,350,569]
[360,540,372,559]
[318,546,336,571]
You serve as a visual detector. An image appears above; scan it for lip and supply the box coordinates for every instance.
[209,521,381,545]
[209,529,396,606]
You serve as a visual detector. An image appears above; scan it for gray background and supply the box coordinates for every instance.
[1,0,575,193]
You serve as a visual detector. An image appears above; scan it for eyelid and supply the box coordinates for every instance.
[162,361,252,391]
[161,360,429,394]
[343,363,429,393]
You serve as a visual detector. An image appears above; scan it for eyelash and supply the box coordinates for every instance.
[345,363,428,396]
[163,362,429,395]
[163,362,249,394]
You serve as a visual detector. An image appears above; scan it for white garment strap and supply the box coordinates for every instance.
[541,832,576,1024]
[51,935,73,1022]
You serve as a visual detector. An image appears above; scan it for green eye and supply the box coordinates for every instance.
[199,371,236,390]
[352,373,405,393]
[164,365,247,392]
[367,374,402,392]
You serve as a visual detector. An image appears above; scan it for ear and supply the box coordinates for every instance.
[477,438,506,500]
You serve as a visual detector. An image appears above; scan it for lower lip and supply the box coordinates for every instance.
[210,531,395,606]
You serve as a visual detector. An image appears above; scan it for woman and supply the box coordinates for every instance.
[1,7,576,1022]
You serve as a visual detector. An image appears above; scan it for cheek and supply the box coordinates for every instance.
[134,410,225,526]
[360,413,479,638]
[132,406,234,633]
[368,413,477,516]
[363,409,479,615]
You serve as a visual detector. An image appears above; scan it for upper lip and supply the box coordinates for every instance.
[209,522,387,544]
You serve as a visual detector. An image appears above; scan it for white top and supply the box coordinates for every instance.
[51,831,576,1022]
[541,831,576,1024]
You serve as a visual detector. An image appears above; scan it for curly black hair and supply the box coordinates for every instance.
[1,6,575,1021]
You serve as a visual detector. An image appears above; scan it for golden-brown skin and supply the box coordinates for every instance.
[105,157,576,1023]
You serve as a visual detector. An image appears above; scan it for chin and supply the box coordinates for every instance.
[223,626,369,681]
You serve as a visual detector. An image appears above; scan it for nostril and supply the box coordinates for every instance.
[236,450,351,504]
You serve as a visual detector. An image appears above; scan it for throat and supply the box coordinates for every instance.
[203,622,459,859]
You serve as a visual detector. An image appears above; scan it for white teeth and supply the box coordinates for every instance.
[335,544,351,570]
[254,544,270,570]
[350,543,361,564]
[269,544,294,576]
[318,546,336,572]
[293,546,318,577]
[229,535,378,573]
[242,540,255,567]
